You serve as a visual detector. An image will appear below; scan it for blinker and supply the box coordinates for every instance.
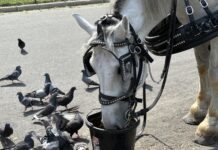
[83,50,96,77]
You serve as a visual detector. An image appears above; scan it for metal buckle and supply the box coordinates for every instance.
[130,45,141,54]
[136,38,142,44]
[200,0,208,8]
[185,6,194,15]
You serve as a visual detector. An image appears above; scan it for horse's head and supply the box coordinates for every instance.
[74,14,147,129]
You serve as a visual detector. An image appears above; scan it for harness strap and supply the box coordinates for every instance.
[184,0,196,26]
[199,0,217,25]
[129,24,154,63]
[135,83,147,140]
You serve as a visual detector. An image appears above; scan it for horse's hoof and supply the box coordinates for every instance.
[194,134,216,146]
[183,113,203,125]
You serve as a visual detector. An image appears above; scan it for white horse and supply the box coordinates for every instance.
[74,0,218,145]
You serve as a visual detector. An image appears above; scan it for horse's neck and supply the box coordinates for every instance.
[117,0,218,39]
[119,0,170,39]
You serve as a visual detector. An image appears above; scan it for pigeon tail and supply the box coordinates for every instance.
[58,89,65,95]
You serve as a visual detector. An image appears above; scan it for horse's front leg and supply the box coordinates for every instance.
[183,42,211,125]
[195,38,218,145]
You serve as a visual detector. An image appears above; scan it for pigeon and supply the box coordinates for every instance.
[64,113,84,138]
[81,70,99,88]
[33,120,72,150]
[17,92,43,112]
[14,132,34,150]
[57,87,76,109]
[18,39,28,55]
[33,92,58,120]
[44,73,65,95]
[41,127,60,150]
[0,66,22,83]
[0,123,13,138]
[54,112,84,138]
[25,83,51,102]
[18,38,25,50]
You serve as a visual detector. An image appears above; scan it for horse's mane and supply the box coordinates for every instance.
[112,0,127,14]
[112,0,169,20]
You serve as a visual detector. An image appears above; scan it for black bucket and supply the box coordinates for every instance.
[86,111,139,150]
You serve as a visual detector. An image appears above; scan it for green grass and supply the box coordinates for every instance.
[0,0,67,6]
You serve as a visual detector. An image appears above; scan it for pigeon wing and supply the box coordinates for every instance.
[37,104,55,118]
[21,98,32,107]
[9,70,20,79]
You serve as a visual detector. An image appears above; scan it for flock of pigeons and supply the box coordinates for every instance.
[0,39,99,150]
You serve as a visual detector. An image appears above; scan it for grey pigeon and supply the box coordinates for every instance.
[33,120,72,150]
[0,123,13,138]
[14,132,34,150]
[41,127,60,150]
[25,83,50,102]
[18,39,28,55]
[81,70,99,88]
[54,112,84,138]
[0,66,22,83]
[33,92,58,120]
[57,87,76,109]
[32,121,60,150]
[17,92,43,112]
[44,73,65,95]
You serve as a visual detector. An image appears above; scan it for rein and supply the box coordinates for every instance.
[134,0,178,139]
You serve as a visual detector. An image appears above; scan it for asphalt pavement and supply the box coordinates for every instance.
[0,3,217,150]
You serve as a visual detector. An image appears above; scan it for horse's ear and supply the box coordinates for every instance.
[73,14,96,36]
[121,16,130,33]
[113,16,130,39]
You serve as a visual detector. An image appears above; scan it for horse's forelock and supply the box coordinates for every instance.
[104,27,115,52]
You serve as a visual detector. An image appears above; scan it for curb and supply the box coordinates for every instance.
[0,0,108,13]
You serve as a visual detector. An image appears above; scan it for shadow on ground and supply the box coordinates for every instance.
[0,82,26,87]
[21,49,28,55]
[85,87,99,93]
[23,108,45,117]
